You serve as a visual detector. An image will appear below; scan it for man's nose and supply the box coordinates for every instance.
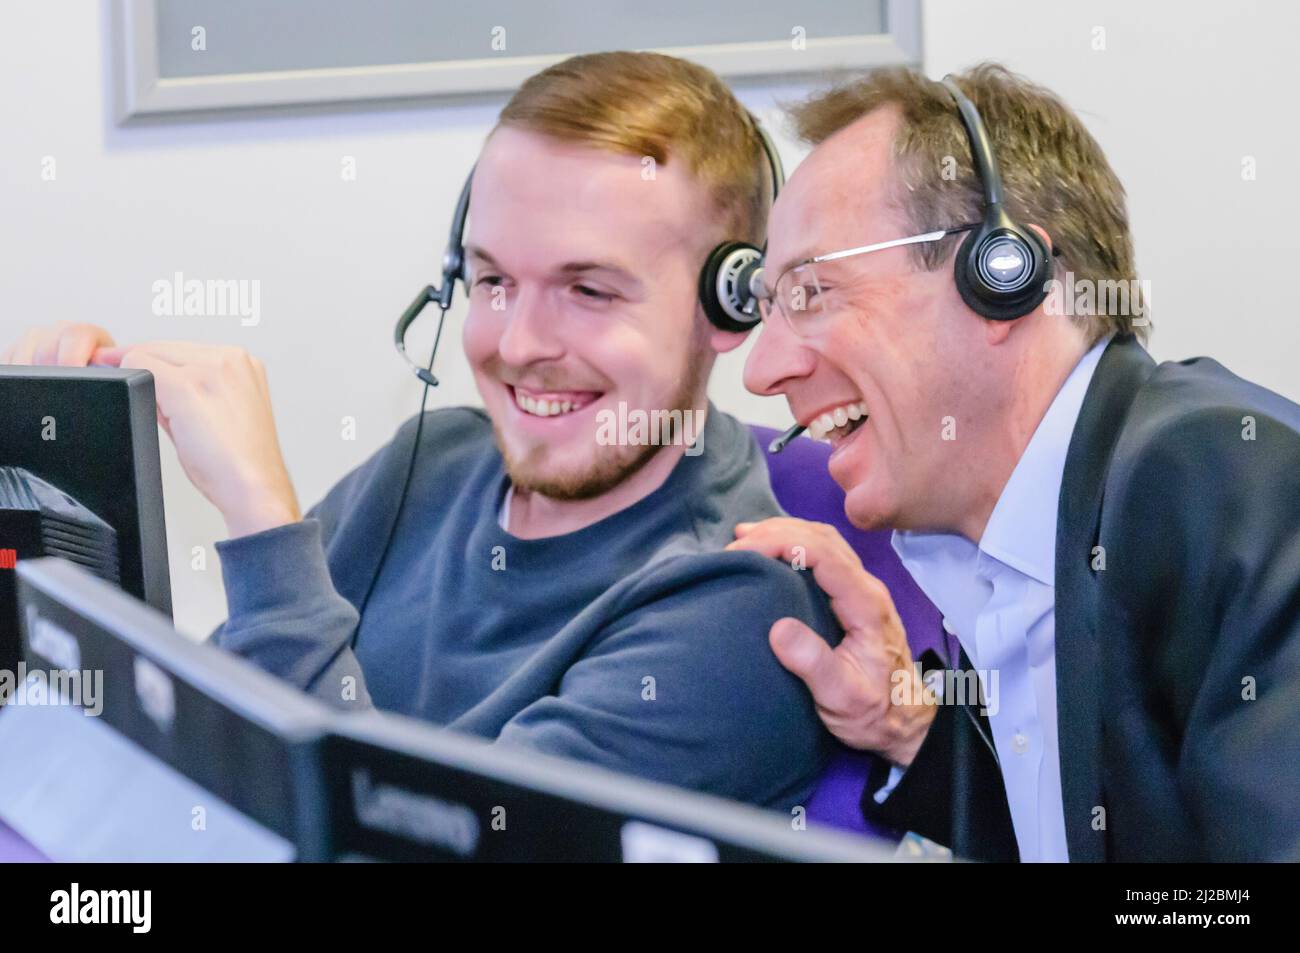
[497,287,563,367]
[743,315,816,398]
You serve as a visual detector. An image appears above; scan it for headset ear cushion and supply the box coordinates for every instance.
[953,224,1053,322]
[699,241,763,333]
[952,227,991,318]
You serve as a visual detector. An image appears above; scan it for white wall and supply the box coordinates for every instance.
[919,0,1300,390]
[2,1,1296,637]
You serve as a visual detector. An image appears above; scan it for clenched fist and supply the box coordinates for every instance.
[3,323,300,540]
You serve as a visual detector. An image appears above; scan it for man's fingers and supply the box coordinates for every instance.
[54,335,92,367]
[116,350,196,430]
[32,333,63,366]
[118,348,187,384]
[0,333,22,364]
[728,518,860,574]
[2,325,117,367]
[55,326,113,367]
[5,330,42,365]
[727,517,806,557]
[730,518,891,637]
[92,345,126,366]
[114,341,235,368]
[769,617,847,706]
[110,343,194,368]
[101,342,247,374]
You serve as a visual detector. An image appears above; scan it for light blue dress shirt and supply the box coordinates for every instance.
[888,337,1110,862]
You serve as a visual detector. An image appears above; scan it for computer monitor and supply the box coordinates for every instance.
[0,558,330,861]
[0,366,171,687]
[324,711,898,863]
[2,561,896,864]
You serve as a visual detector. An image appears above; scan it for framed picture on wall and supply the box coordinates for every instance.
[114,0,922,121]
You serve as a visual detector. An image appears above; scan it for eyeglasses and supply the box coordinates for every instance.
[755,224,979,337]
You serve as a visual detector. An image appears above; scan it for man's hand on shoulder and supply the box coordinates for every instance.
[727,517,936,767]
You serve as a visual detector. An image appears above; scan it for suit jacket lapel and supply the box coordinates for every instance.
[1055,334,1155,861]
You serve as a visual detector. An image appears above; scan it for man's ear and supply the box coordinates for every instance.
[983,316,1015,346]
[1027,223,1053,254]
[709,326,751,354]
[693,299,753,354]
[983,223,1053,347]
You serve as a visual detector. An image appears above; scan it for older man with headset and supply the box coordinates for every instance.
[731,63,1300,861]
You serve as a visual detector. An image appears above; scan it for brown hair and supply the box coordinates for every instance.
[790,63,1144,342]
[497,51,771,246]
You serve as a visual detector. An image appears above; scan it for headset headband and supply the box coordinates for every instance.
[442,110,782,292]
[396,111,785,383]
[942,78,1003,209]
[939,73,1053,323]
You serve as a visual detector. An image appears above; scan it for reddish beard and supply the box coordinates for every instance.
[488,344,708,501]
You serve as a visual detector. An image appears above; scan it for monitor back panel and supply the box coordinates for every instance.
[13,558,329,859]
[0,367,171,669]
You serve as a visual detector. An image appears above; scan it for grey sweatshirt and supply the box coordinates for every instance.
[211,406,839,810]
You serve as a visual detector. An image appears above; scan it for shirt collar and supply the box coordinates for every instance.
[894,335,1111,588]
[979,335,1110,583]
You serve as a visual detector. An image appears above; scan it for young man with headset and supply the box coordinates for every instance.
[2,52,841,811]
[731,63,1300,860]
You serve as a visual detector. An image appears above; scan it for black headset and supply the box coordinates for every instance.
[695,118,784,332]
[394,114,784,385]
[941,75,1053,322]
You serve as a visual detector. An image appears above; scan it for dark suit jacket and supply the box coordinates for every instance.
[862,334,1300,862]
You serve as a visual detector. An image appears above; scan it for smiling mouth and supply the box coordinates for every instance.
[805,400,869,446]
[509,384,603,418]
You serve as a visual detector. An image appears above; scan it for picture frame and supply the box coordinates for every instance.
[114,0,922,122]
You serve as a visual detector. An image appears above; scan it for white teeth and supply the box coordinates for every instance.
[806,401,868,442]
[513,390,585,417]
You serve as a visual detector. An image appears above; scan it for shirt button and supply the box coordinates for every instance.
[1013,733,1029,754]
[942,618,956,635]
